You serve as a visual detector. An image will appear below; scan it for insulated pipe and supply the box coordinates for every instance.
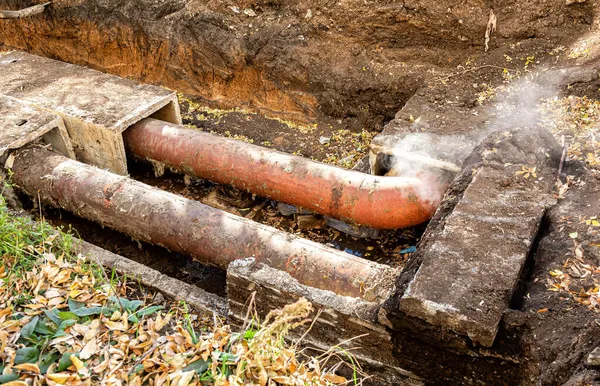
[10,146,396,301]
[124,118,448,229]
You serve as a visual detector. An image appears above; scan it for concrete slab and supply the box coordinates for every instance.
[78,240,226,316]
[0,95,74,158]
[0,51,181,173]
[398,128,561,347]
[227,258,423,386]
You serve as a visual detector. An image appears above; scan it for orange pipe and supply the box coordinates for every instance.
[11,146,395,301]
[124,118,448,229]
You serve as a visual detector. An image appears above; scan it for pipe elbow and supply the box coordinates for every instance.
[339,174,447,229]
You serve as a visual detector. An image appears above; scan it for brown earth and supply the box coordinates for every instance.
[3,0,600,384]
[0,0,596,130]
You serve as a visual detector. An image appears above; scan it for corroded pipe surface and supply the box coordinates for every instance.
[10,146,396,301]
[124,118,448,229]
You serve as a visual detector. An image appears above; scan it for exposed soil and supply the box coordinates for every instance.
[520,169,600,385]
[178,96,378,167]
[2,0,600,384]
[0,0,595,130]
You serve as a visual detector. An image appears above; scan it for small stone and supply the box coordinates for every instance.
[319,136,331,145]
[587,347,600,367]
[277,202,298,216]
[244,8,256,17]
[305,9,312,19]
[325,217,380,239]
[153,292,165,305]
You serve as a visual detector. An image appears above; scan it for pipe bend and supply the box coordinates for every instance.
[124,118,449,229]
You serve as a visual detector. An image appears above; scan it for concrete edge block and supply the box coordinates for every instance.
[77,239,227,316]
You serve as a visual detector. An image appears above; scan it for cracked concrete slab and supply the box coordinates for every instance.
[0,95,73,158]
[227,258,421,385]
[398,128,561,347]
[0,51,181,173]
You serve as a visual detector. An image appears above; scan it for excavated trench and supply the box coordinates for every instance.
[27,149,426,300]
[3,1,600,384]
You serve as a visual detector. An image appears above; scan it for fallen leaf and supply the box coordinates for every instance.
[14,362,41,373]
[79,338,98,360]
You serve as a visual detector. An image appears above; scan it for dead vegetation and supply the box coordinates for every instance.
[0,195,365,385]
[538,94,600,313]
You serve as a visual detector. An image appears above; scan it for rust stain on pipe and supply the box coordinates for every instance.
[124,118,448,229]
[10,146,396,301]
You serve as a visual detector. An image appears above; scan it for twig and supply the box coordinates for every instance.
[244,200,267,220]
[127,342,159,375]
[484,10,497,52]
[557,135,567,184]
[293,308,322,351]
[0,2,51,19]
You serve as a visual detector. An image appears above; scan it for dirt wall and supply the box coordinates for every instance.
[0,0,594,128]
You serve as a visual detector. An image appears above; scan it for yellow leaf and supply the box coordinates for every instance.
[51,270,71,284]
[46,373,71,384]
[323,374,348,384]
[14,363,40,373]
[104,320,126,331]
[68,289,84,299]
[70,355,85,371]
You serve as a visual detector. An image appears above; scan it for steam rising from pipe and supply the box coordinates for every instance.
[375,67,584,203]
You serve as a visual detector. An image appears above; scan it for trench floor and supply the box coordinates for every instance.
[128,156,425,268]
[37,205,228,298]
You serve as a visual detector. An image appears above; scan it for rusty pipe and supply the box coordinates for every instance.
[123,118,448,229]
[10,146,396,301]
